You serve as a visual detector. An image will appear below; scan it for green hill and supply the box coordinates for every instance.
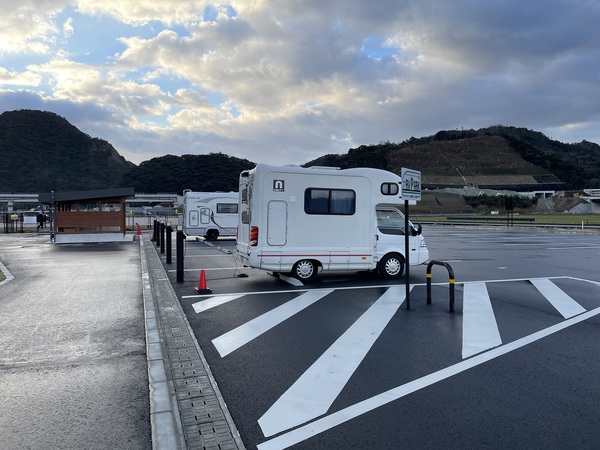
[0,110,134,192]
[117,153,256,193]
[305,126,600,190]
[2,109,600,194]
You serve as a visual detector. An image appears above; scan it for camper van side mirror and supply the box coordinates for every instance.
[411,223,423,236]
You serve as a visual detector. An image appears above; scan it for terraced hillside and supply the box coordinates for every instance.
[387,136,560,188]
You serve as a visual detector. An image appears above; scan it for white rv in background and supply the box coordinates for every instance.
[182,191,238,240]
[235,164,429,282]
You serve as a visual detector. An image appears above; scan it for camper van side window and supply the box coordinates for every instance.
[381,183,399,195]
[304,189,355,215]
[217,203,238,214]
[241,188,248,204]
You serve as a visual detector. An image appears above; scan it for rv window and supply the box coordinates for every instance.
[241,188,248,204]
[305,189,355,215]
[217,203,238,214]
[241,210,250,224]
[381,183,399,195]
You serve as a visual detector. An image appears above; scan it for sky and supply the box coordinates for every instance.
[1,1,599,167]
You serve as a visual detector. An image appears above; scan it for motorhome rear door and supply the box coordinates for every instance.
[267,201,287,245]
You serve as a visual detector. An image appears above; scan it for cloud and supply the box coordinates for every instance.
[0,0,599,167]
[63,17,74,38]
[0,2,63,55]
[0,68,42,86]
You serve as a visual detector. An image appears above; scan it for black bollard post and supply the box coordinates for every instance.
[176,227,185,282]
[166,224,173,264]
[153,220,158,245]
[160,221,165,254]
[157,220,162,247]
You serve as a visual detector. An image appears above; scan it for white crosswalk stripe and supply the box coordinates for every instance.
[212,289,333,357]
[462,282,502,358]
[258,286,408,437]
[529,278,586,318]
[192,277,596,439]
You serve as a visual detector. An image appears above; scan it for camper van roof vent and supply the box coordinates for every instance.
[307,166,341,170]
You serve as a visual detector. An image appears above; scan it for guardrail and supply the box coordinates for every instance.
[446,216,535,223]
[426,260,455,313]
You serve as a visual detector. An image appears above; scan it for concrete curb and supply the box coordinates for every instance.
[140,234,245,450]
[141,237,187,449]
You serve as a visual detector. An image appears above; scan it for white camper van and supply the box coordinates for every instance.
[182,191,238,240]
[235,164,429,282]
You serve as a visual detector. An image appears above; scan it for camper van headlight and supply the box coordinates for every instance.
[420,239,426,247]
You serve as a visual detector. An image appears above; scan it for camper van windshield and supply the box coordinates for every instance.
[377,209,405,234]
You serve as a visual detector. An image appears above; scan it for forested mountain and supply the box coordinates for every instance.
[117,153,255,193]
[306,126,600,190]
[0,110,134,192]
[2,109,600,194]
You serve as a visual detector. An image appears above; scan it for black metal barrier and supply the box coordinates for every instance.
[156,220,161,247]
[426,260,455,313]
[166,224,173,264]
[176,229,185,282]
[160,222,165,254]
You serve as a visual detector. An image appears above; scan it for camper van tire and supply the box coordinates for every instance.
[205,229,219,241]
[291,260,319,283]
[379,253,405,279]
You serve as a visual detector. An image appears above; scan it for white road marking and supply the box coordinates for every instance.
[0,260,15,287]
[278,273,304,286]
[257,305,600,450]
[192,294,246,313]
[530,278,586,318]
[462,282,502,359]
[546,246,600,250]
[181,276,578,299]
[258,286,408,437]
[168,266,243,273]
[212,289,333,358]
[180,253,234,257]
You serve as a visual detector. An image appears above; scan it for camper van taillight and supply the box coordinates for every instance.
[250,226,259,246]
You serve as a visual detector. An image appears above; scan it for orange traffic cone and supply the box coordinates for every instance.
[195,269,212,294]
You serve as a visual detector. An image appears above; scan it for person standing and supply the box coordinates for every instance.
[37,212,44,231]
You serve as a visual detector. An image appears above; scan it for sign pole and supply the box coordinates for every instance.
[404,199,410,310]
[401,168,422,311]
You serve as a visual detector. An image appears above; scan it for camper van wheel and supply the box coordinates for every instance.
[205,229,219,241]
[292,260,318,283]
[379,254,404,279]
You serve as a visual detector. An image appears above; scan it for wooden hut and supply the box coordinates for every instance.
[39,188,135,243]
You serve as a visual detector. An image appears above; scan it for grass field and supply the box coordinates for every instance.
[411,214,600,226]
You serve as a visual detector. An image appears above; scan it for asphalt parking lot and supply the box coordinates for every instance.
[151,225,600,449]
[3,226,600,449]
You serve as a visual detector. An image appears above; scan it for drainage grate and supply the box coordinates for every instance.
[144,239,244,449]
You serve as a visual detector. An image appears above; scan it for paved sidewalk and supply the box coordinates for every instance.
[0,233,151,449]
[0,232,244,449]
